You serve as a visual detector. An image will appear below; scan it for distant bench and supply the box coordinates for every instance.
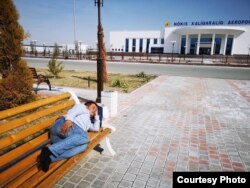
[29,67,51,93]
[0,91,115,187]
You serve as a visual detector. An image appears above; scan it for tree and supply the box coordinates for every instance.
[47,59,64,78]
[0,0,34,110]
[0,60,35,110]
[52,43,60,59]
[75,41,79,59]
[0,0,25,78]
[47,43,64,78]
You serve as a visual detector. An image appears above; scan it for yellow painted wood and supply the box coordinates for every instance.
[0,92,71,120]
[0,133,49,167]
[0,100,74,134]
[20,129,111,188]
[0,113,64,150]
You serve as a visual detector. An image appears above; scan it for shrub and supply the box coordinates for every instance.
[0,0,25,78]
[47,58,64,78]
[0,60,35,110]
[110,79,128,88]
[136,71,147,78]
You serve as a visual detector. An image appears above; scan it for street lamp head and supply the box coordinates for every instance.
[95,0,103,7]
[170,40,176,45]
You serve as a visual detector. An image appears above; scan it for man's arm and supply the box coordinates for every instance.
[61,104,88,135]
[65,104,88,122]
[89,115,100,132]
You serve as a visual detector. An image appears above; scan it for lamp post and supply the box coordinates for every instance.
[78,40,82,59]
[43,43,46,57]
[95,0,104,103]
[73,0,76,43]
[110,44,113,60]
[171,41,176,63]
[32,40,37,56]
[184,45,187,61]
[247,46,250,66]
[122,45,124,61]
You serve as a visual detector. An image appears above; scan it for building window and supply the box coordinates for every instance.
[190,37,198,55]
[125,38,129,52]
[226,37,233,55]
[161,38,164,44]
[132,38,136,52]
[139,39,143,52]
[180,36,186,54]
[146,39,150,53]
[154,38,157,44]
[200,38,212,43]
[151,47,164,54]
[215,38,221,54]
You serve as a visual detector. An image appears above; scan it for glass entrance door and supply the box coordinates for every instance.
[200,48,211,55]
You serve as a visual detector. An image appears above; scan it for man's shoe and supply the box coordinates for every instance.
[40,147,52,172]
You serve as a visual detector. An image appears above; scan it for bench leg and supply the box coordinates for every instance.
[99,124,116,156]
[46,80,51,90]
[98,137,116,156]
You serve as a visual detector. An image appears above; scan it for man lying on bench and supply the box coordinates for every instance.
[39,101,100,172]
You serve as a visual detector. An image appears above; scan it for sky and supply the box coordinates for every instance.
[14,0,250,48]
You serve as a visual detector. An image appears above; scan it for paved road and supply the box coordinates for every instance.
[24,57,250,80]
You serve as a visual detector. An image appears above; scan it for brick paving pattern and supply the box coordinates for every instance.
[54,76,250,188]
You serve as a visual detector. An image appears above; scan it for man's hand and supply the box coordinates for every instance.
[60,120,73,135]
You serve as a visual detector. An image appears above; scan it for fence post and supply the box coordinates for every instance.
[88,76,90,88]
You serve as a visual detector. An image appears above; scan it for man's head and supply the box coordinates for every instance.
[85,101,98,117]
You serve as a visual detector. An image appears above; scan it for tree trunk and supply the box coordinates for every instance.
[98,24,108,83]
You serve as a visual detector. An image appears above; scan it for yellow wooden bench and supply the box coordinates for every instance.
[0,92,115,188]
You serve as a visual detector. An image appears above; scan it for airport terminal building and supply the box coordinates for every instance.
[110,20,250,55]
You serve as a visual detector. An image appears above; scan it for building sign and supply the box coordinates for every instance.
[172,20,250,27]
[165,21,171,27]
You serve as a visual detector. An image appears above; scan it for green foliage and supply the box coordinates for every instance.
[136,71,147,78]
[47,58,64,78]
[64,45,69,59]
[0,0,25,77]
[52,43,60,59]
[110,79,128,88]
[0,60,35,111]
[136,71,152,82]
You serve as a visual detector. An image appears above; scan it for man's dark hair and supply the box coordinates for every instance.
[84,100,98,107]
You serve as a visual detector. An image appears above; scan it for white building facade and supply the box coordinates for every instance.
[110,20,250,55]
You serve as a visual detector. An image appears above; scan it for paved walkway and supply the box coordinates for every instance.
[49,76,250,188]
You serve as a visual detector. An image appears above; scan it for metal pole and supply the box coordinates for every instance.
[95,0,104,103]
[247,48,250,66]
[171,44,174,63]
[73,0,76,43]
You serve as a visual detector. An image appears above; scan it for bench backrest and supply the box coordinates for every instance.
[29,67,39,79]
[0,92,75,186]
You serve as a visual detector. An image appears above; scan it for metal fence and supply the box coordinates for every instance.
[23,51,250,67]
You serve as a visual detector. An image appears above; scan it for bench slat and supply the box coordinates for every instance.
[0,92,71,120]
[0,114,63,150]
[6,165,39,188]
[0,150,39,186]
[20,128,111,188]
[0,133,49,167]
[0,100,75,134]
[1,129,110,187]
